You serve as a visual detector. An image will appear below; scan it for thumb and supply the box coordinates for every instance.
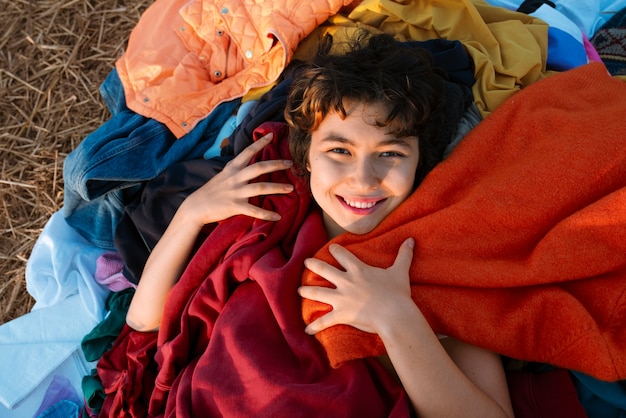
[393,237,415,271]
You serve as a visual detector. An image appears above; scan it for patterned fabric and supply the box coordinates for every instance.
[591,6,626,75]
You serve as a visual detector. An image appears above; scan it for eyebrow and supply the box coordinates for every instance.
[320,133,417,150]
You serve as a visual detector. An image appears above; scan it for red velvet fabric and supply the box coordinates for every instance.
[302,62,626,382]
[97,122,410,417]
[506,368,588,418]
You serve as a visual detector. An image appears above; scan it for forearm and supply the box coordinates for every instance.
[126,202,204,331]
[377,302,512,418]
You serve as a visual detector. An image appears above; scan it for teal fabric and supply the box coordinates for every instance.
[81,289,134,362]
[82,369,105,417]
[37,400,80,418]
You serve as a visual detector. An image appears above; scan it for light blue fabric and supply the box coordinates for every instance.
[0,298,98,410]
[0,351,91,417]
[0,212,108,409]
[530,4,589,70]
[485,0,626,37]
[26,212,109,319]
[62,69,240,249]
[203,99,258,160]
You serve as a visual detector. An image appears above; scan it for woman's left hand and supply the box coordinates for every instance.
[299,237,415,335]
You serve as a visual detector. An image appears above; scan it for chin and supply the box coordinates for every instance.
[343,223,377,236]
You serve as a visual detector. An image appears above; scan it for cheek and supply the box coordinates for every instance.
[308,156,342,192]
[308,159,328,189]
[390,165,418,196]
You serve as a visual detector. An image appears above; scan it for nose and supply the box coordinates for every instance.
[348,156,380,190]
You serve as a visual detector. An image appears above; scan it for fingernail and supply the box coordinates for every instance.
[284,160,293,166]
[284,184,294,191]
[407,238,414,249]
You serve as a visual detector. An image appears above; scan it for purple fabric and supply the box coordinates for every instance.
[95,252,136,292]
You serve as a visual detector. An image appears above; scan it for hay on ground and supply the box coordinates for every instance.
[0,0,149,325]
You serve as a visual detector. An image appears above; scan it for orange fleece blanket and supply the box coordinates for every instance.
[302,62,626,382]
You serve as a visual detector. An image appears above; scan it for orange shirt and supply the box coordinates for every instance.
[116,0,354,137]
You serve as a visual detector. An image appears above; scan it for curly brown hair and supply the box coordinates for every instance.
[284,32,449,188]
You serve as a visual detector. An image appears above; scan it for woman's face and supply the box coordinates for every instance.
[307,101,420,239]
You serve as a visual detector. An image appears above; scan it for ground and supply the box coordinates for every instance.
[0,0,149,325]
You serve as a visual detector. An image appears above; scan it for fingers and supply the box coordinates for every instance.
[223,132,295,220]
[223,133,293,185]
[327,243,361,269]
[297,286,338,335]
[243,181,294,197]
[298,285,336,303]
[235,179,294,221]
[229,132,285,171]
[238,159,294,182]
[300,238,416,336]
[305,239,414,286]
[238,204,283,221]
[303,257,343,287]
[236,132,274,164]
[304,313,337,335]
[327,238,414,268]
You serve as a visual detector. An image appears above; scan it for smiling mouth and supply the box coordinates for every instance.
[340,196,386,212]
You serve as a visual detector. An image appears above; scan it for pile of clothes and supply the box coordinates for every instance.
[2,0,626,417]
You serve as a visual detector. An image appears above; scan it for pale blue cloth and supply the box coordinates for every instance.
[531,4,589,70]
[203,99,258,160]
[485,0,626,37]
[0,211,108,410]
[26,212,110,319]
[0,351,91,417]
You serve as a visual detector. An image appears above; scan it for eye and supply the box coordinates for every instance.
[329,148,350,155]
[380,151,405,158]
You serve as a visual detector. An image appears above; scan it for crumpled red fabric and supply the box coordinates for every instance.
[302,62,626,382]
[96,122,410,417]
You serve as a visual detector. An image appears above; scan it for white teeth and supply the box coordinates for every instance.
[344,199,376,209]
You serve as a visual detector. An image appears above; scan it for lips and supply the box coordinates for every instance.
[339,196,386,214]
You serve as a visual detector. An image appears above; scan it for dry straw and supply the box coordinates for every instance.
[0,0,149,325]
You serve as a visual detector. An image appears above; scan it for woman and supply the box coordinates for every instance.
[126,33,513,417]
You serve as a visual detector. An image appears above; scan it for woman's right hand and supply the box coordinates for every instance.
[127,132,294,332]
[179,132,295,227]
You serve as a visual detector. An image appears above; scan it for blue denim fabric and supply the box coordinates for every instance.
[99,68,129,116]
[63,69,240,249]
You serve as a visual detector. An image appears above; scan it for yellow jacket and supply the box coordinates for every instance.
[346,0,556,117]
[116,0,353,137]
